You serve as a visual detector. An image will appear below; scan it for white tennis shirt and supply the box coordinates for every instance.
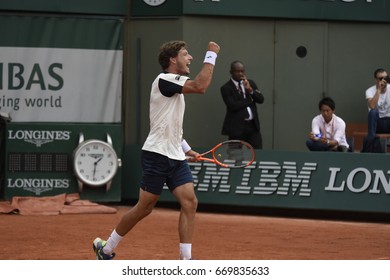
[142,72,190,160]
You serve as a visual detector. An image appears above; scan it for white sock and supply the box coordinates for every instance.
[180,243,192,260]
[103,229,123,255]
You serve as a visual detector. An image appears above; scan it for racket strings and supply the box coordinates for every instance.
[214,142,254,167]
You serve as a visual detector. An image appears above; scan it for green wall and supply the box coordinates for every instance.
[124,17,390,151]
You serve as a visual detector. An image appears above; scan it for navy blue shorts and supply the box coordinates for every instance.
[140,150,194,195]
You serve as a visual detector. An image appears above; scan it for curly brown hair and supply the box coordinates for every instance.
[158,40,187,70]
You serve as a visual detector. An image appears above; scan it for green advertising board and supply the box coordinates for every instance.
[131,0,390,23]
[123,145,390,214]
[0,0,127,16]
[3,123,123,202]
[172,150,390,213]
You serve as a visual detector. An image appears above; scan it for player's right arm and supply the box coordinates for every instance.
[182,41,220,94]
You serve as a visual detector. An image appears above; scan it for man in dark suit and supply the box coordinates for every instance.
[221,60,264,149]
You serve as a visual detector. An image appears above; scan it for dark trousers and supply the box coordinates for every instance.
[228,120,262,149]
[306,139,348,152]
[368,109,390,139]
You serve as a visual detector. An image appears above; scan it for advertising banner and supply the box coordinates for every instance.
[154,149,389,214]
[184,0,390,23]
[122,146,390,214]
[0,16,123,123]
[3,123,122,202]
[131,0,390,23]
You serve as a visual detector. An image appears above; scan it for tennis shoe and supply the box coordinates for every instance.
[93,237,116,260]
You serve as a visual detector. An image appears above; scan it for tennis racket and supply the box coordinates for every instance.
[195,140,255,168]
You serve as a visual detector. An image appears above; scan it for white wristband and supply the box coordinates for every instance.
[181,139,192,153]
[203,51,217,66]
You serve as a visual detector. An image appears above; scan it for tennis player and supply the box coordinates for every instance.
[93,40,220,260]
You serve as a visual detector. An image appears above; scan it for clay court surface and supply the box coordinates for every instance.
[1,205,390,260]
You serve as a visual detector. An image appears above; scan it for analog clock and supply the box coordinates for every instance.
[73,133,120,192]
[143,0,166,7]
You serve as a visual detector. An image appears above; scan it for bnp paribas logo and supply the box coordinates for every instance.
[8,130,71,147]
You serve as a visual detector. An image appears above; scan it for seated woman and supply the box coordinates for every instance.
[306,97,349,152]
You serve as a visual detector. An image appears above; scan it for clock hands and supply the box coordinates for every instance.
[74,138,119,191]
[92,156,103,179]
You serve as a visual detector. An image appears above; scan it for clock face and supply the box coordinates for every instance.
[143,0,166,7]
[73,140,118,186]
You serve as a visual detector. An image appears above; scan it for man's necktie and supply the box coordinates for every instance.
[238,81,246,98]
